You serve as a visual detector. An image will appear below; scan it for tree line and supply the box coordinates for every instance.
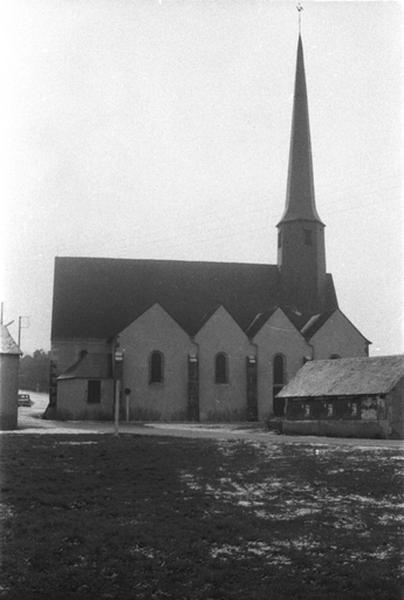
[19,350,50,393]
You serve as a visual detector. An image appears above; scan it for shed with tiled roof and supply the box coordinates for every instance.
[277,355,404,439]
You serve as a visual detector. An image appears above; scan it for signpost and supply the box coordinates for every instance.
[124,388,131,423]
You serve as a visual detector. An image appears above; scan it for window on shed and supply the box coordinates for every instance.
[309,398,328,419]
[215,353,228,384]
[87,380,101,404]
[334,397,360,419]
[329,354,341,359]
[150,351,164,384]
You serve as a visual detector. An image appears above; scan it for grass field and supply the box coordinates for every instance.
[0,434,403,599]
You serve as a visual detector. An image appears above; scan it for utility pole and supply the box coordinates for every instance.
[17,316,30,351]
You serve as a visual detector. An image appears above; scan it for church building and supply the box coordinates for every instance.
[47,34,369,422]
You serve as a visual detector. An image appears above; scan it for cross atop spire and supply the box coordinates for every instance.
[297,3,303,34]
[278,32,324,226]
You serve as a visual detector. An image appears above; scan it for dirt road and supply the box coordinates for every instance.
[6,391,402,449]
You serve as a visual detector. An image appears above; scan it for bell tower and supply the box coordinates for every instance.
[277,32,327,314]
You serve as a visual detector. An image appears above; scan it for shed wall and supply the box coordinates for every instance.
[282,419,391,438]
[389,377,404,438]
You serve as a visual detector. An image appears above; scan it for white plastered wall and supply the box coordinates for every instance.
[310,310,369,359]
[195,306,255,422]
[253,308,311,420]
[118,303,196,421]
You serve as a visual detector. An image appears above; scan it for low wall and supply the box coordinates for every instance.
[282,419,392,439]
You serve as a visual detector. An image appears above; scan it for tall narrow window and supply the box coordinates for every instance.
[272,354,286,417]
[150,351,164,383]
[87,380,101,404]
[215,353,228,384]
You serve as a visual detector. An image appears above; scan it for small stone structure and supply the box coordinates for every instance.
[277,355,404,439]
[0,325,21,430]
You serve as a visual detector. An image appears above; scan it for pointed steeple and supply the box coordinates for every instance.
[278,35,323,226]
[276,32,328,314]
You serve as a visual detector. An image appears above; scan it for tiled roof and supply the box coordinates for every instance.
[277,355,404,398]
[51,257,339,341]
[0,325,21,355]
[58,352,112,380]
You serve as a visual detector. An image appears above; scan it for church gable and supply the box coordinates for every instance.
[252,307,308,349]
[194,305,251,349]
[309,309,370,359]
[118,303,196,422]
[194,306,255,422]
[251,307,311,421]
[118,303,191,348]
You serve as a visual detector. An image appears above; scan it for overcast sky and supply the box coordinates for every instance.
[1,0,402,356]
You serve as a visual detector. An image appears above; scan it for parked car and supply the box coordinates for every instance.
[18,393,33,407]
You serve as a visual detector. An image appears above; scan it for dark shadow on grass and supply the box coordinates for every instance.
[0,434,402,600]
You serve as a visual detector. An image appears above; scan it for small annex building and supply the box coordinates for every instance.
[277,355,404,439]
[47,33,370,423]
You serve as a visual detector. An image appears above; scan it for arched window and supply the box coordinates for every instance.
[215,353,228,384]
[149,351,164,383]
[272,354,286,417]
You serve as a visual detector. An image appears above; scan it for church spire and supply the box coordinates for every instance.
[278,33,323,226]
[276,29,327,314]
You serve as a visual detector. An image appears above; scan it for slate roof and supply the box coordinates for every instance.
[277,355,404,398]
[245,309,278,339]
[0,325,21,355]
[300,308,370,343]
[300,310,336,339]
[51,256,339,341]
[58,352,112,380]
